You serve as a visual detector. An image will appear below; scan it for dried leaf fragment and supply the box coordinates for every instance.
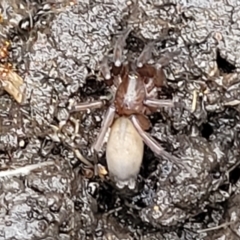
[0,161,55,178]
[0,40,11,60]
[0,64,25,103]
[191,90,198,113]
[98,164,108,179]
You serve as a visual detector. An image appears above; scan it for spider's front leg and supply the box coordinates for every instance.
[130,115,197,177]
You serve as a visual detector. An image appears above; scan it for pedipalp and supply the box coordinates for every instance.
[136,41,155,68]
[99,56,111,80]
[113,27,132,67]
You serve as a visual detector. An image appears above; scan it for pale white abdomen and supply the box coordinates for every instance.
[106,117,144,188]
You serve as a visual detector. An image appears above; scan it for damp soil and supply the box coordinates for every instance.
[0,0,240,239]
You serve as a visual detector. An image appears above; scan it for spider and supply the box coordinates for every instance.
[71,28,196,189]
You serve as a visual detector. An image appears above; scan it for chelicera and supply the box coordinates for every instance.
[72,28,195,189]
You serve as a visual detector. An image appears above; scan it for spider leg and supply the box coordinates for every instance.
[92,105,115,152]
[70,98,115,152]
[70,101,104,112]
[144,98,174,108]
[130,115,197,177]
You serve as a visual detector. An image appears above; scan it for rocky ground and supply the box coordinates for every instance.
[0,0,240,239]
